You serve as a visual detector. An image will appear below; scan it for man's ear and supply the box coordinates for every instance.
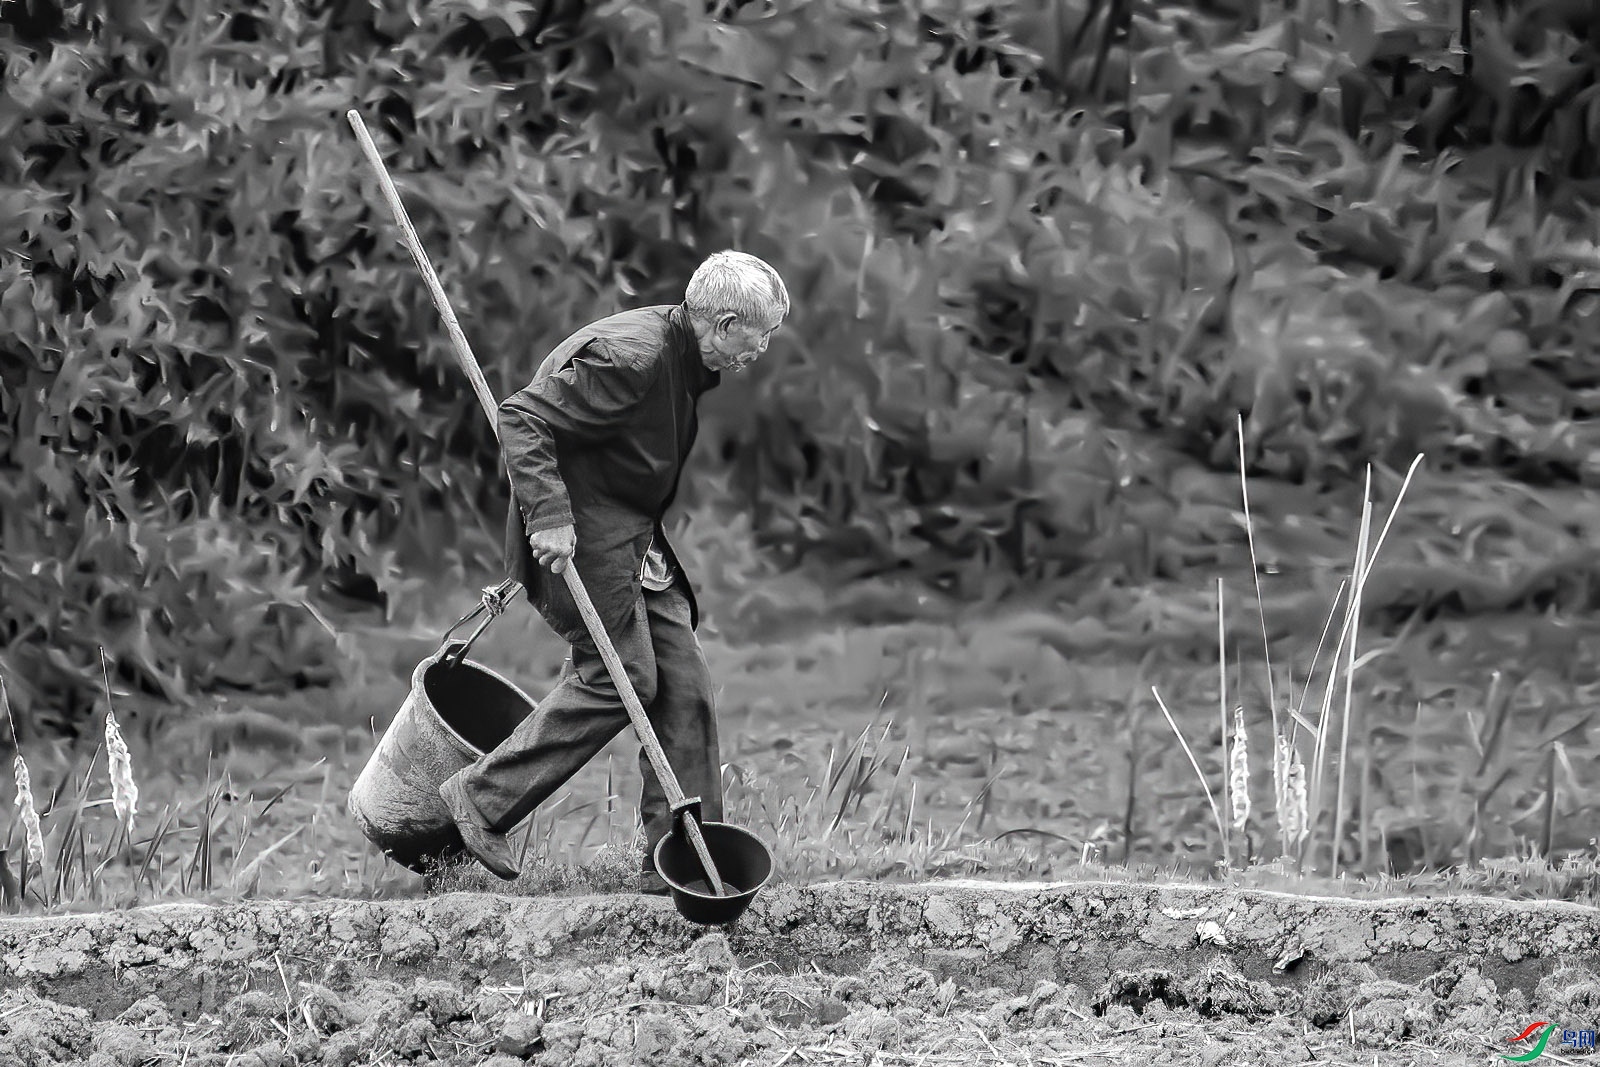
[717,312,739,334]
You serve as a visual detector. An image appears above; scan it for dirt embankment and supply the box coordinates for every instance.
[1,880,1597,1066]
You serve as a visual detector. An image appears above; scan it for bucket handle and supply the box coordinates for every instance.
[439,578,520,669]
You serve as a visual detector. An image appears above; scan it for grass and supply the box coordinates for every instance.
[2,587,1596,915]
[1149,424,1434,881]
[1,460,1598,914]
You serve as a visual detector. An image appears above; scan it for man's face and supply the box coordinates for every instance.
[703,310,783,373]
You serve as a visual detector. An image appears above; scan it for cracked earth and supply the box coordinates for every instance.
[1,880,1597,1065]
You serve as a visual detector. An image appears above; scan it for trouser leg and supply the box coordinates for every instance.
[637,580,723,867]
[460,595,657,834]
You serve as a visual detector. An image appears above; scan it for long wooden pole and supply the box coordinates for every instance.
[346,110,727,896]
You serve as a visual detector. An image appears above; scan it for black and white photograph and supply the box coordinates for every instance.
[2,0,1599,1063]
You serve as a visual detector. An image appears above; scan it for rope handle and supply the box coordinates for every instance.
[439,578,521,669]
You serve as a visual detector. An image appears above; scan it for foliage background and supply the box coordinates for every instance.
[1,0,1598,868]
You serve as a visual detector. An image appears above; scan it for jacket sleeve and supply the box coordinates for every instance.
[498,339,661,536]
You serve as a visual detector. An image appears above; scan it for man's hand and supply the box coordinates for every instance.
[529,524,576,574]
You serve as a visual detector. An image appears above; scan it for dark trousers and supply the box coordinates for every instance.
[458,578,723,866]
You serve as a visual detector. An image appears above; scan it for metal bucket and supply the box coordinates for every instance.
[348,630,536,873]
[653,822,774,926]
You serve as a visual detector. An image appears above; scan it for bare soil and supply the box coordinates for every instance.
[1,880,1597,1066]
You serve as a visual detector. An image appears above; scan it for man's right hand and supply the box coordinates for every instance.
[529,524,576,574]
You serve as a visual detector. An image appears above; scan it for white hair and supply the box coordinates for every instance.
[684,251,788,326]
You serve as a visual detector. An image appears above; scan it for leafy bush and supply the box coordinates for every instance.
[2,0,1597,726]
[685,0,1600,580]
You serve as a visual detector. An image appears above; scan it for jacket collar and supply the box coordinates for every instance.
[669,303,720,393]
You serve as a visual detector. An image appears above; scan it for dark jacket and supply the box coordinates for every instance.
[498,304,719,645]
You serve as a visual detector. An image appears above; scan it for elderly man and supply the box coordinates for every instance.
[439,251,787,891]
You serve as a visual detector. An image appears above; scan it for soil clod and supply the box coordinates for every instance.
[0,882,1592,1065]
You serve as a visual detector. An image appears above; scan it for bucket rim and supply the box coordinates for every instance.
[653,821,774,902]
[410,642,540,759]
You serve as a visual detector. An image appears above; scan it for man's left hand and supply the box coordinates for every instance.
[529,523,577,574]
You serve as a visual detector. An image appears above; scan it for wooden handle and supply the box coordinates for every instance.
[560,565,727,896]
[346,110,500,431]
[347,108,523,604]
[347,108,726,898]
